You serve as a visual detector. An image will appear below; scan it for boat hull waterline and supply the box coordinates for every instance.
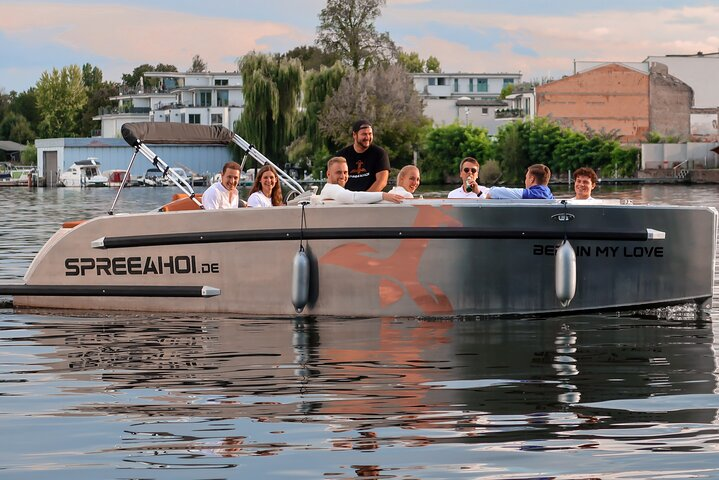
[4,200,716,317]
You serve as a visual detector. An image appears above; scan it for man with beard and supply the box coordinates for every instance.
[336,120,390,192]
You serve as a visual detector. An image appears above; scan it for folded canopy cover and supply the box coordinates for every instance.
[121,122,234,146]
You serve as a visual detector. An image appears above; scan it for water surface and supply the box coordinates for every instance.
[1,184,718,479]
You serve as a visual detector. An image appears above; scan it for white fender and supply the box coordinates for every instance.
[555,240,576,307]
[291,249,310,313]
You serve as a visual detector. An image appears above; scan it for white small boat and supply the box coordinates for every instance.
[0,164,35,185]
[139,168,168,187]
[59,158,108,187]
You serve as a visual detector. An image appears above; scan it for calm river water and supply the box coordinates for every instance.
[1,183,719,479]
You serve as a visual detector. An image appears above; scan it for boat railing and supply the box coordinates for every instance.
[117,122,305,212]
[230,133,305,199]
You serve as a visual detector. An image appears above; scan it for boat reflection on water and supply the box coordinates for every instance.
[26,312,718,466]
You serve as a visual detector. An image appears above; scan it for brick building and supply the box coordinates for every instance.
[536,63,692,143]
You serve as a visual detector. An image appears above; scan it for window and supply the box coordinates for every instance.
[481,108,488,115]
[437,77,446,86]
[428,77,436,86]
[211,113,223,125]
[503,78,515,86]
[469,78,474,92]
[476,78,488,92]
[217,90,229,107]
[214,79,229,86]
[198,91,212,107]
[189,114,201,124]
[453,78,459,92]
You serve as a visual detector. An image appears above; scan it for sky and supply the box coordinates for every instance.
[1,0,719,93]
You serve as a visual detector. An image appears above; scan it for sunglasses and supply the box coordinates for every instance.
[463,168,478,174]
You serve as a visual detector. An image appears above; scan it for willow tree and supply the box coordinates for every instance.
[235,52,303,164]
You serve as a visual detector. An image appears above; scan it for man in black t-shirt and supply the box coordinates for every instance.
[336,119,390,192]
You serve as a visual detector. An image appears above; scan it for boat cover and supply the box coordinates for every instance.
[121,123,234,146]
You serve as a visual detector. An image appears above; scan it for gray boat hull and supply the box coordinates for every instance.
[8,200,717,317]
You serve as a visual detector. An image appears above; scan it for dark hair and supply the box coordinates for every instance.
[527,164,551,185]
[352,119,372,133]
[573,167,598,185]
[248,165,283,206]
[221,161,241,174]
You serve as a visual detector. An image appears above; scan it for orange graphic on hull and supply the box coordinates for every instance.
[320,205,462,314]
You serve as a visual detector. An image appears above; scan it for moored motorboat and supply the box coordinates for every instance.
[0,123,716,318]
[59,158,108,187]
[103,169,134,187]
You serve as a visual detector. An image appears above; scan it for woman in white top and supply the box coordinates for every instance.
[388,165,421,198]
[247,165,283,207]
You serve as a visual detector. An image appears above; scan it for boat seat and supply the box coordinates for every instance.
[62,220,87,229]
[160,193,204,212]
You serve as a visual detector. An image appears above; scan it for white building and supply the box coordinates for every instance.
[412,72,522,134]
[94,71,244,138]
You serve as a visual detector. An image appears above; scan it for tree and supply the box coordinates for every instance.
[235,52,303,164]
[499,83,514,99]
[10,88,40,126]
[494,120,530,183]
[316,0,397,69]
[396,51,442,73]
[397,51,424,73]
[35,65,87,138]
[289,61,347,174]
[82,63,103,89]
[80,80,120,137]
[425,56,441,73]
[189,54,208,73]
[318,64,429,166]
[21,142,36,166]
[122,63,177,91]
[0,111,35,144]
[419,123,493,183]
[283,45,339,71]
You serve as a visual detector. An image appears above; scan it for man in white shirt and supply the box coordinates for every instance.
[447,157,488,199]
[320,157,403,204]
[202,161,241,209]
[388,165,420,198]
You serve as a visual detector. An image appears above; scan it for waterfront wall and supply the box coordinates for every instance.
[641,142,719,169]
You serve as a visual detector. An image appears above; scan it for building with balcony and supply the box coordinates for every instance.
[412,72,522,134]
[94,71,244,138]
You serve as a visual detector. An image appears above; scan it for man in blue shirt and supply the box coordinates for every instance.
[486,164,554,199]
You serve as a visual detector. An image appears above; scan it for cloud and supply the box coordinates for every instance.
[385,5,719,80]
[0,2,311,82]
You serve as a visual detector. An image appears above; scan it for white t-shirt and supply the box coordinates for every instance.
[319,183,384,204]
[447,186,488,199]
[388,185,413,198]
[247,191,273,207]
[202,181,238,209]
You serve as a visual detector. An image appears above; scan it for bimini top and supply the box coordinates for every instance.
[121,122,234,147]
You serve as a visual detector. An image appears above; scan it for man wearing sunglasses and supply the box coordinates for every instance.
[336,119,390,192]
[448,157,488,199]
